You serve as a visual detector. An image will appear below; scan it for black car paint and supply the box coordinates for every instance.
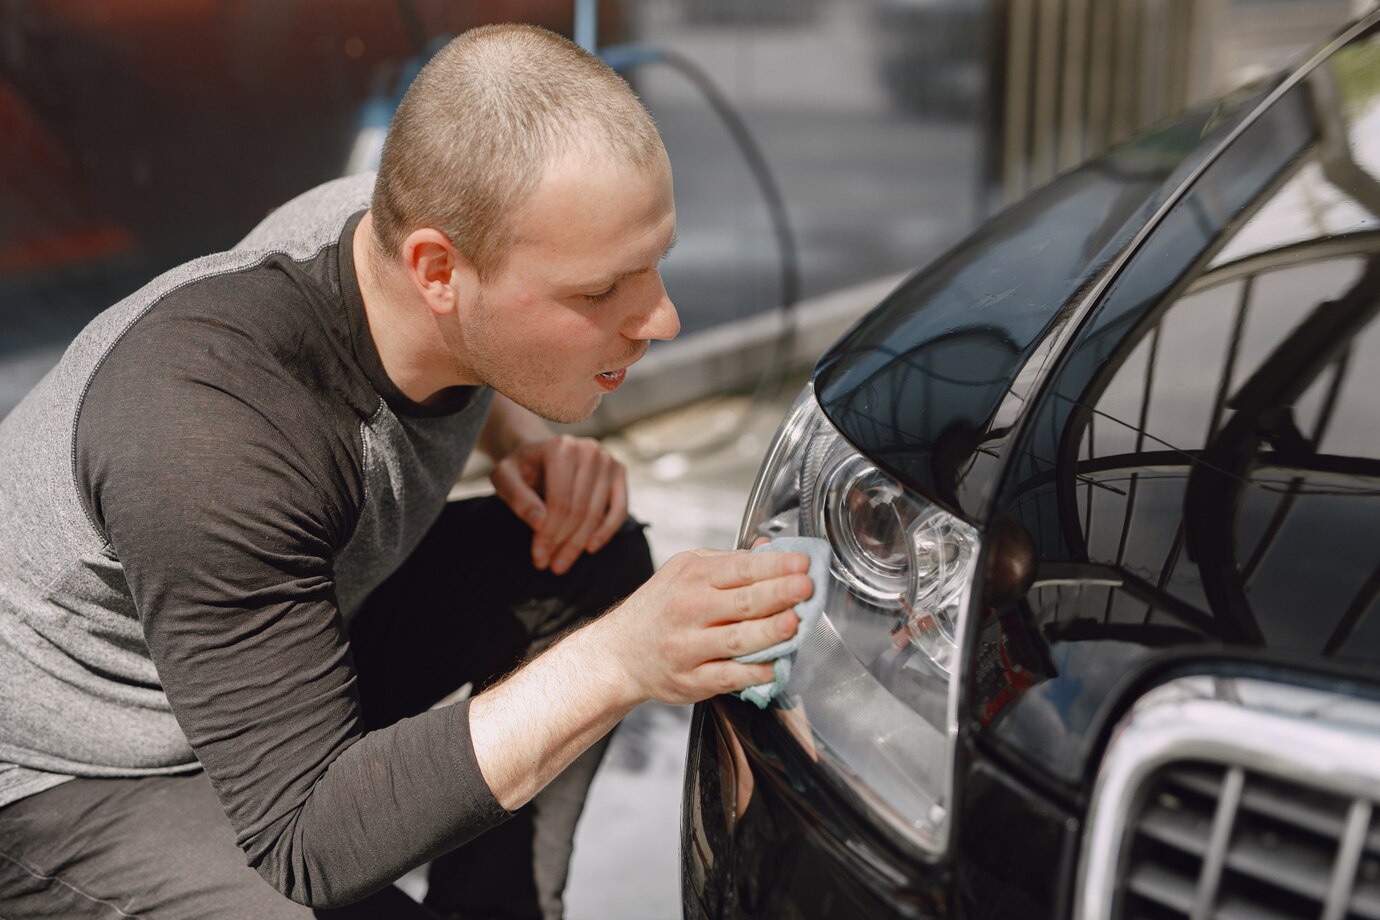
[810,80,1272,522]
[684,699,954,919]
[684,15,1380,920]
[984,33,1380,791]
[684,693,1082,918]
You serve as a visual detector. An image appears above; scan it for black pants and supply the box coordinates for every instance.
[0,496,654,920]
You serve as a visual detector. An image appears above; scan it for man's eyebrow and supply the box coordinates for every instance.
[596,233,680,288]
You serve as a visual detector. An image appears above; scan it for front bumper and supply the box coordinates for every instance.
[682,697,1081,919]
[681,699,949,919]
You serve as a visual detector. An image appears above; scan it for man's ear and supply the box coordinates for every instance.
[401,228,477,317]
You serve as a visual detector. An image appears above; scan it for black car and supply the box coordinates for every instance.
[683,11,1380,919]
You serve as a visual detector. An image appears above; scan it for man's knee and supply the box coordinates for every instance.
[566,517,653,621]
[0,773,316,919]
[520,518,652,652]
[588,517,654,593]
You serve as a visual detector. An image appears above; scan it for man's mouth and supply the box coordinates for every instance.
[595,345,646,392]
[595,368,626,391]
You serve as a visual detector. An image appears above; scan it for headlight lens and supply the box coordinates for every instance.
[816,450,911,605]
[738,382,980,856]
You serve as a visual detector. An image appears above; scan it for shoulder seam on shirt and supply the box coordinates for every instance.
[68,239,342,546]
[336,399,388,554]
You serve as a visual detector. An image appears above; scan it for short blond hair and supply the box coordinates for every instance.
[371,23,665,279]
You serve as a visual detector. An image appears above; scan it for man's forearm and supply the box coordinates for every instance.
[468,612,639,810]
[464,548,813,812]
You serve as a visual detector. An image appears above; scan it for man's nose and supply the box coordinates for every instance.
[627,278,680,342]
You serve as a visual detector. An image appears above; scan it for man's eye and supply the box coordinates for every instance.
[585,284,619,304]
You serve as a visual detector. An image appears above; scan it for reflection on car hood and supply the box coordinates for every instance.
[816,15,1380,792]
[813,82,1271,522]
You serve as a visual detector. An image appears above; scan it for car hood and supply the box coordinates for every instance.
[813,81,1271,523]
[816,17,1380,792]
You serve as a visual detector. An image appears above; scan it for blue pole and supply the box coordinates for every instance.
[574,0,597,52]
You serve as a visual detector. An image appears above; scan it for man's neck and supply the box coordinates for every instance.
[352,212,468,405]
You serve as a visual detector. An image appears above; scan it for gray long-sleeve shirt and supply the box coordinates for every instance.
[0,174,509,907]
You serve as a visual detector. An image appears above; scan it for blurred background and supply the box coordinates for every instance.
[0,0,1370,916]
[6,0,1369,417]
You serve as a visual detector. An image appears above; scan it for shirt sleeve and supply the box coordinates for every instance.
[76,315,510,908]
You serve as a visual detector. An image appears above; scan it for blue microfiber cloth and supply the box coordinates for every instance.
[732,537,832,709]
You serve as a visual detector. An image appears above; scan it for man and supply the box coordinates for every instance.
[0,24,809,920]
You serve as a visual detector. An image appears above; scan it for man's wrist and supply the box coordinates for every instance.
[564,608,647,713]
[468,608,644,811]
[479,394,553,461]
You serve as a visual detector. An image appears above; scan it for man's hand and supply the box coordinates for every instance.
[600,548,813,705]
[490,434,627,575]
[469,545,813,810]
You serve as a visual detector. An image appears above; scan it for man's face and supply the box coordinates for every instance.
[453,148,680,423]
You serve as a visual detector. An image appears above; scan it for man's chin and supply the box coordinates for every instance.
[512,392,602,425]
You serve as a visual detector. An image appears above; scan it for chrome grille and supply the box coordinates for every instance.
[1076,677,1380,920]
[1121,762,1380,920]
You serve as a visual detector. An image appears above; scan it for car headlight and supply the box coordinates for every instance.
[738,381,980,856]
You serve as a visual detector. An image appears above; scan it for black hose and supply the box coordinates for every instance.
[654,49,802,325]
[604,44,805,459]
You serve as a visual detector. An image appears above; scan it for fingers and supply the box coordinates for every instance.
[532,441,582,571]
[705,549,811,589]
[702,609,800,660]
[523,436,628,575]
[695,660,780,697]
[490,456,547,530]
[712,572,813,627]
[606,546,820,707]
[549,452,609,574]
[586,472,627,555]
